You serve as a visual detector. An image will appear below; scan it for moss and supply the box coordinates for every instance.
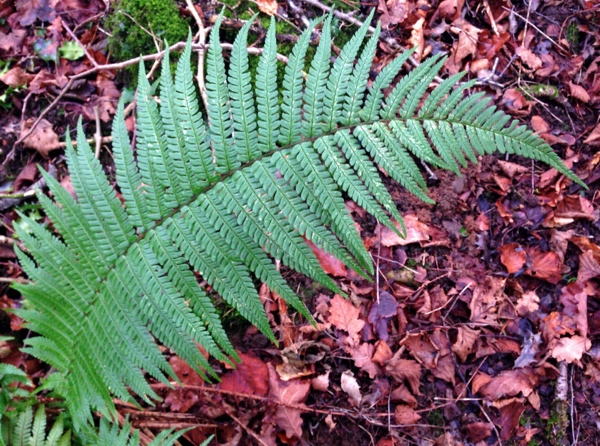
[104,0,189,78]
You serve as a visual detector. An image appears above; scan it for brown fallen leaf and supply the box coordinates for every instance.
[306,239,347,277]
[311,370,330,392]
[559,282,588,337]
[255,0,277,15]
[385,352,422,395]
[220,352,269,397]
[375,214,429,247]
[498,160,529,178]
[394,405,421,425]
[578,250,600,282]
[464,422,494,443]
[496,399,526,441]
[347,343,379,379]
[409,17,425,60]
[0,66,33,88]
[469,276,505,324]
[20,119,60,157]
[515,45,542,70]
[567,81,590,103]
[452,326,479,362]
[267,363,310,439]
[164,356,204,412]
[499,243,527,274]
[530,115,550,134]
[451,18,481,64]
[15,0,57,26]
[584,122,600,145]
[555,195,598,221]
[472,369,537,400]
[327,294,364,344]
[390,384,417,407]
[515,290,540,316]
[525,248,563,284]
[551,336,590,364]
[377,0,408,29]
[372,340,393,365]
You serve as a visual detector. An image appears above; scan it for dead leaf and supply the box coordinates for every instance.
[385,352,422,395]
[20,119,60,157]
[472,369,537,400]
[514,332,541,368]
[327,294,364,344]
[0,66,33,88]
[498,160,529,177]
[372,340,393,365]
[409,18,425,60]
[578,250,600,282]
[12,163,39,191]
[469,276,505,324]
[555,195,598,221]
[515,290,540,316]
[341,370,362,405]
[551,336,590,364]
[501,88,528,113]
[255,0,277,15]
[515,45,542,70]
[584,122,600,144]
[499,243,527,274]
[15,0,57,26]
[368,291,398,341]
[452,326,479,362]
[497,399,526,440]
[451,18,482,64]
[567,82,590,103]
[525,248,563,284]
[164,356,203,412]
[375,214,429,247]
[346,343,378,378]
[394,405,421,425]
[390,384,417,407]
[377,0,408,29]
[464,422,493,443]
[220,352,269,397]
[550,229,574,262]
[311,370,330,392]
[307,239,347,277]
[267,364,310,439]
[530,115,550,134]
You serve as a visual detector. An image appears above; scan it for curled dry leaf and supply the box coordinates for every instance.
[20,118,60,157]
[567,82,590,103]
[555,195,598,221]
[584,122,600,144]
[530,115,550,134]
[410,17,425,60]
[499,243,527,274]
[311,370,330,392]
[450,18,481,64]
[340,370,362,406]
[498,160,529,178]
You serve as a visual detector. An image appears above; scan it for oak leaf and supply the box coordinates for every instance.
[328,294,364,343]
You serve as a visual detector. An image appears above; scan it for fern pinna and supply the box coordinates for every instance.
[13,12,582,428]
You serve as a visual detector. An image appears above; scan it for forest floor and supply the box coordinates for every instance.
[1,0,599,445]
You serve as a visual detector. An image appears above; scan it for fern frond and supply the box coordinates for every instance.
[14,11,585,430]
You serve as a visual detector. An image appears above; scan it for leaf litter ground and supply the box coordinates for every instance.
[0,0,599,445]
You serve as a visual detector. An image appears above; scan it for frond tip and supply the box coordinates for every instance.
[14,11,585,429]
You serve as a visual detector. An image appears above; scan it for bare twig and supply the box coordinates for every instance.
[63,22,99,68]
[93,106,102,158]
[185,0,209,111]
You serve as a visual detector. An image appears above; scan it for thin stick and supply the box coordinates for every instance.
[93,106,102,158]
[185,0,209,111]
[63,22,98,68]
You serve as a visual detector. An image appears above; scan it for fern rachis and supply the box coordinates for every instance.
[13,10,584,429]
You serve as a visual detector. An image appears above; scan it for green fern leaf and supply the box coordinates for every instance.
[14,11,585,431]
